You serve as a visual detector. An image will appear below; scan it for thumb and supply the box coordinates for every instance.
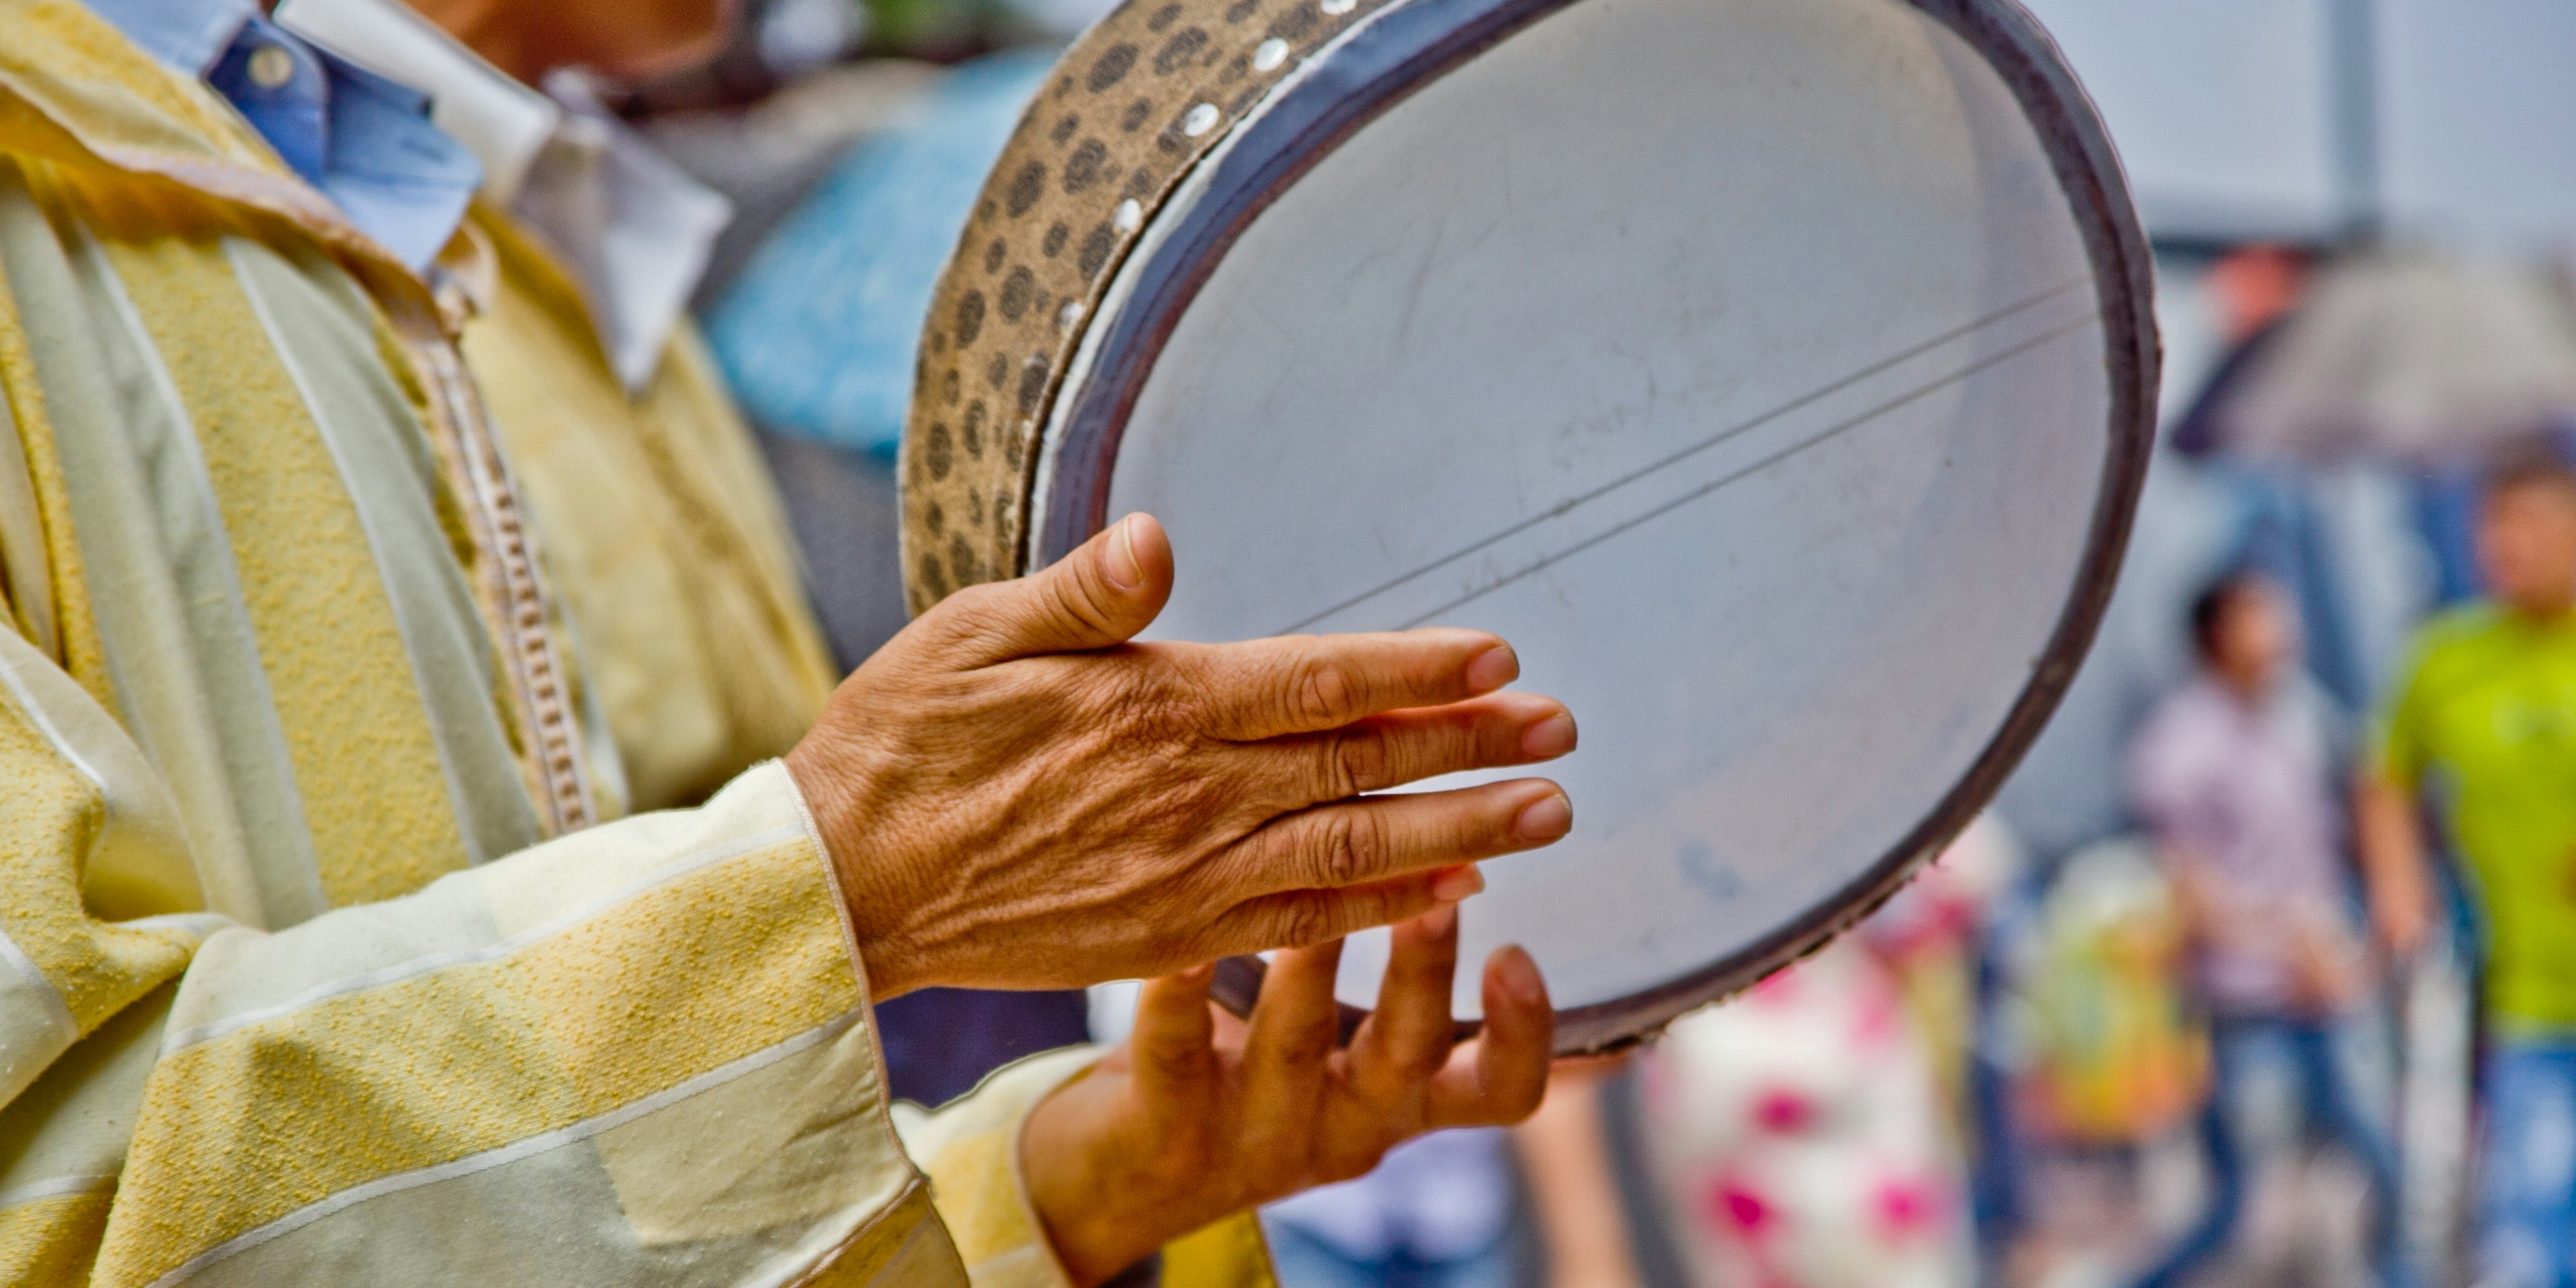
[937,513,1174,664]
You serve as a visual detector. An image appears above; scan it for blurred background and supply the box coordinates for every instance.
[612,3,2576,1286]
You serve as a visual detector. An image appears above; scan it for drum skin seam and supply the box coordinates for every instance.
[903,0,2158,1053]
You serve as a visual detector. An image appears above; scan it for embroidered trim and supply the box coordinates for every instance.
[388,303,594,835]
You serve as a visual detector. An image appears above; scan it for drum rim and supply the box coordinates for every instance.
[1038,0,2159,1052]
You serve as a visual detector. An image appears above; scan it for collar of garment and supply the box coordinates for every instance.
[76,0,480,272]
[74,0,728,390]
[274,0,733,391]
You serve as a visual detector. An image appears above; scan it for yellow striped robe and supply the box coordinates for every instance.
[0,2,1271,1283]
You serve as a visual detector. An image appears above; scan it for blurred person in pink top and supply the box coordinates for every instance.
[2121,572,2414,1288]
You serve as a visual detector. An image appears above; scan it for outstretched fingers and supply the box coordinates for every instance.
[1427,945,1552,1128]
[1232,941,1346,1194]
[1253,692,1576,809]
[1216,780,1571,914]
[1205,869,1468,962]
[1195,630,1521,741]
[1296,905,1466,1179]
[1347,905,1465,1112]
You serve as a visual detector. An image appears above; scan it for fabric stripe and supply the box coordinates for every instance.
[0,625,212,922]
[142,1009,869,1288]
[158,824,800,1054]
[102,228,476,911]
[223,235,541,875]
[592,997,909,1247]
[0,165,303,930]
[101,822,862,1284]
[0,1189,113,1285]
[0,172,116,717]
[0,696,193,1042]
[158,1012,913,1287]
[0,994,160,1288]
[0,925,76,1102]
[796,1187,961,1288]
[0,606,106,813]
[0,1174,115,1208]
[158,764,801,1049]
[72,227,329,924]
[0,976,178,1258]
[0,359,54,655]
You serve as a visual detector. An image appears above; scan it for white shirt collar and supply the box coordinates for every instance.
[274,0,731,390]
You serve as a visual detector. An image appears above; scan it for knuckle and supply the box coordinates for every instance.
[1312,811,1375,888]
[1289,657,1357,728]
[1278,895,1338,949]
[1392,1044,1448,1085]
[1324,728,1386,798]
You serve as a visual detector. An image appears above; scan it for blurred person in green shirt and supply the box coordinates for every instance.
[2357,443,2576,1288]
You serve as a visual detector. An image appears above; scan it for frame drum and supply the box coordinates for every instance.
[902,0,2155,1052]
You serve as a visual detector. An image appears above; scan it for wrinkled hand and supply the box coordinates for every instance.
[784,514,1576,998]
[1022,906,1553,1286]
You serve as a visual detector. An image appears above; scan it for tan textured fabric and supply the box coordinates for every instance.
[900,0,1401,613]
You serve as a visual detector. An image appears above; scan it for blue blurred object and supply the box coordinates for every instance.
[708,48,1057,460]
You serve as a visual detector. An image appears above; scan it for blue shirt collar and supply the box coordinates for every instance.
[80,0,482,272]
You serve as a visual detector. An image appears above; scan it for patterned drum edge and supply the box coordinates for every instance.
[899,0,1405,614]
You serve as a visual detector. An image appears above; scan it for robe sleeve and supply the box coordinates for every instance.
[0,622,1084,1287]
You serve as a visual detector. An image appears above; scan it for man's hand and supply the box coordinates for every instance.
[2288,920,2368,1015]
[784,514,1577,998]
[2351,770,2432,961]
[1020,906,1553,1287]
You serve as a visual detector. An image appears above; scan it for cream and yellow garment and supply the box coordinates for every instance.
[0,2,1267,1283]
[459,209,839,816]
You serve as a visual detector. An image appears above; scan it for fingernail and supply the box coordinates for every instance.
[1104,515,1144,590]
[1432,865,1485,902]
[1521,713,1576,759]
[1464,644,1518,693]
[1497,946,1544,1004]
[1513,793,1572,843]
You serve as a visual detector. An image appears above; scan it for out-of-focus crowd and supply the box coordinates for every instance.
[621,7,2576,1287]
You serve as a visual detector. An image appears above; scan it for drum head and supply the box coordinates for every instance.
[903,0,2154,1051]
